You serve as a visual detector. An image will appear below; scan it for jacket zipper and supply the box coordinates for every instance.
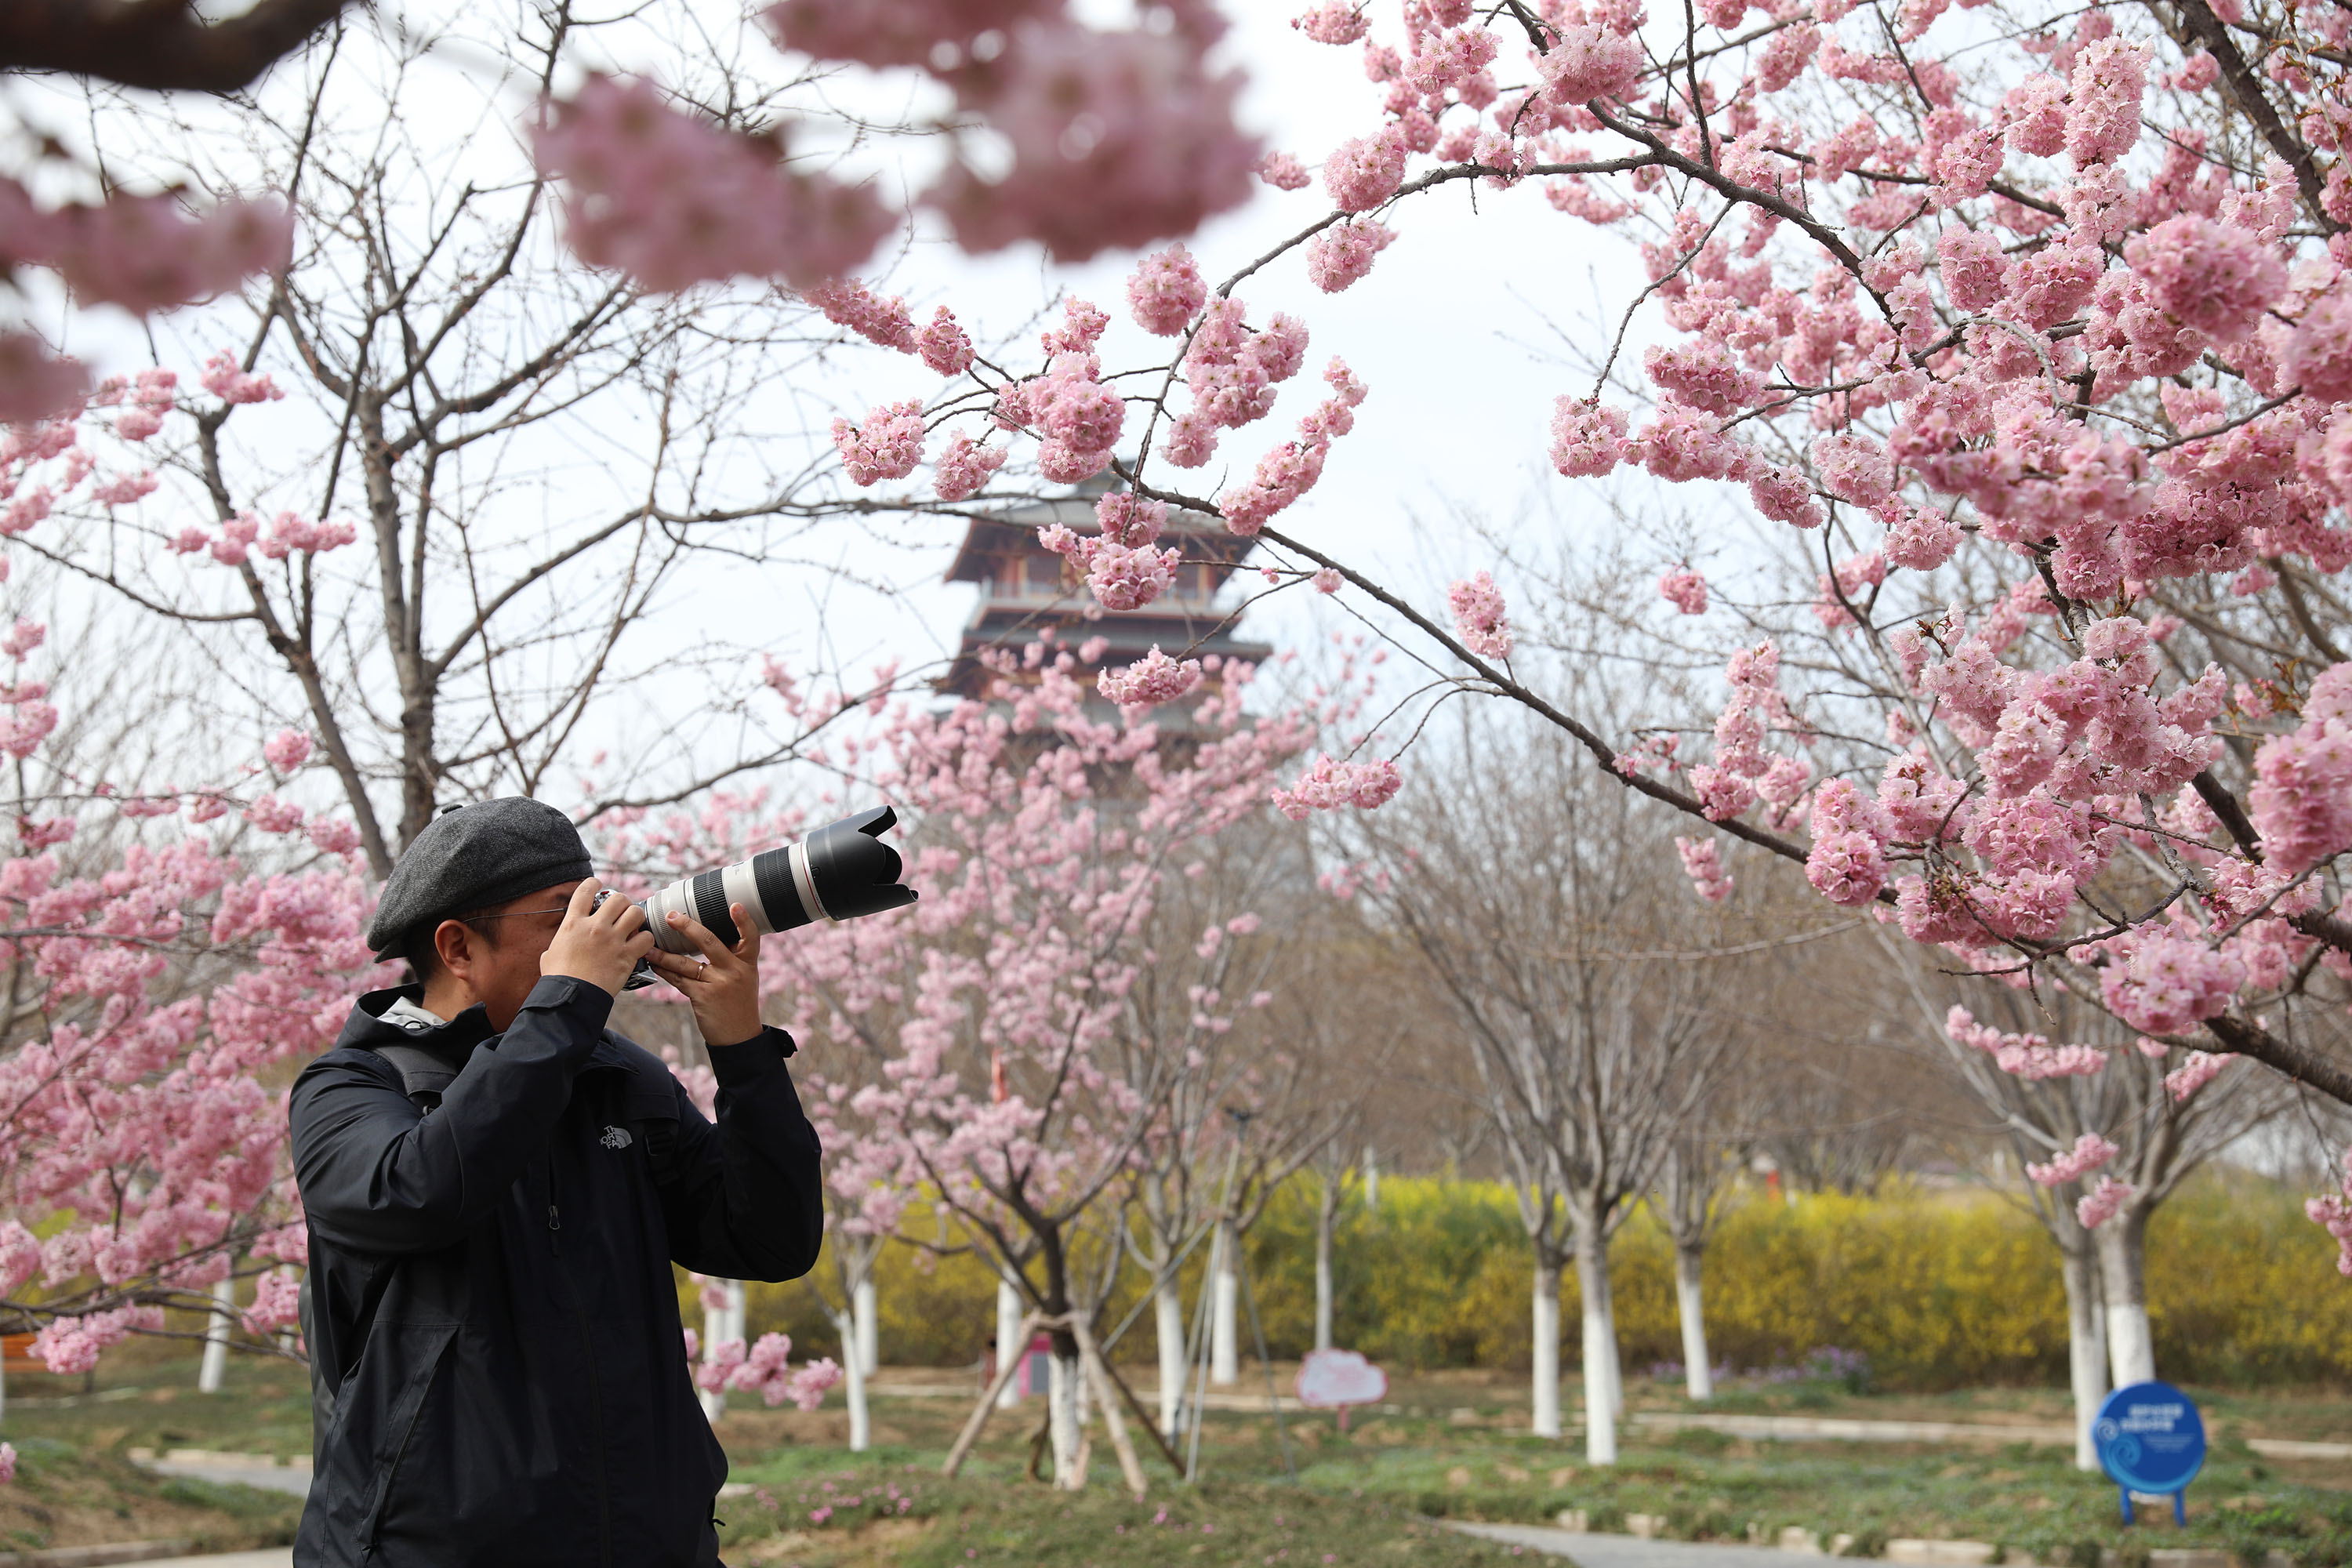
[548,1148,614,1568]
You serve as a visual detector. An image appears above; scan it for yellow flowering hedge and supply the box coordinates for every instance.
[702,1169,2352,1388]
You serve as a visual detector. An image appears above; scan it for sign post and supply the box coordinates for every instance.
[1296,1348,1388,1434]
[2092,1381,2206,1526]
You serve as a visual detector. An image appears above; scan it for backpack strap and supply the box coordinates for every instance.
[370,1043,459,1112]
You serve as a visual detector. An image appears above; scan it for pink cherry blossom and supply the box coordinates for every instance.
[2165,1051,2229,1102]
[1323,126,1409,212]
[1098,647,1203,708]
[1272,753,1403,818]
[263,729,313,772]
[1551,399,1628,478]
[51,193,293,314]
[1128,245,1208,336]
[2309,1149,2352,1276]
[1534,25,1645,104]
[761,0,1054,70]
[832,401,927,486]
[2123,216,2285,341]
[2065,39,2147,166]
[1257,151,1314,190]
[1305,219,1396,292]
[2076,1175,2136,1229]
[1659,568,1708,615]
[933,433,1008,502]
[2099,929,2245,1036]
[2025,1132,2118,1186]
[1447,571,1512,660]
[1294,2,1370,45]
[2286,292,2352,403]
[1947,1007,2109,1080]
[198,353,281,406]
[927,20,1259,263]
[1675,835,1733,901]
[534,75,892,291]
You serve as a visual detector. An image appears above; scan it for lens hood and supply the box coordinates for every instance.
[801,805,920,920]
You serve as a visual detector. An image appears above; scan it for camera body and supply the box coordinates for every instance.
[606,806,917,989]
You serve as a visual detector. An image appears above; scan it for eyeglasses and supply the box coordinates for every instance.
[459,906,573,922]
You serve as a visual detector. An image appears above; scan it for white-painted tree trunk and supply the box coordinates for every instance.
[1047,1348,1087,1490]
[1155,1274,1186,1437]
[995,1280,1023,1410]
[699,1278,744,1421]
[852,1277,879,1377]
[1363,1146,1378,1210]
[2097,1210,2155,1387]
[1314,1192,1336,1352]
[1595,1257,1625,1422]
[198,1276,235,1393]
[1673,1246,1712,1401]
[1530,1265,1562,1439]
[1575,1237,1620,1464]
[2060,1245,2108,1472]
[833,1309,870,1451]
[1210,1222,1239,1386]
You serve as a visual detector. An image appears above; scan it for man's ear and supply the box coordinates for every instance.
[432,917,488,980]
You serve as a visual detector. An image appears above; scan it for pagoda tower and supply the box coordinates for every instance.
[938,476,1271,724]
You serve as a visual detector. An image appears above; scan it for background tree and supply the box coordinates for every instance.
[1352,713,1740,1462]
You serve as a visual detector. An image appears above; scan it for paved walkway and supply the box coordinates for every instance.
[1452,1521,1801,1568]
[136,1458,310,1498]
[113,1554,288,1568]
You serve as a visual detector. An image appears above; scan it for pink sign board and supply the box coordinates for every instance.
[1296,1348,1388,1432]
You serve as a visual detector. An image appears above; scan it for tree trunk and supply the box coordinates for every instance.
[1315,1175,1338,1353]
[1573,1232,1619,1465]
[996,1279,1023,1410]
[1047,1340,1087,1490]
[2060,1243,2108,1472]
[1363,1145,1379,1210]
[198,1275,234,1393]
[2096,1206,2155,1387]
[699,1278,743,1422]
[1154,1265,1185,1438]
[1210,1221,1239,1386]
[834,1308,870,1452]
[1531,1263,1562,1439]
[853,1277,879,1377]
[1673,1243,1712,1401]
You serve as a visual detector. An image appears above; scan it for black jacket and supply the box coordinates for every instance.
[289,977,823,1568]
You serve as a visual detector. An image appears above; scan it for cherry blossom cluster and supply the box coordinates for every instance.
[695,1329,841,1410]
[1446,571,1512,661]
[1271,753,1403,820]
[2076,1176,2137,1231]
[2310,1149,2352,1276]
[1945,1008,2107,1082]
[534,1,1254,295]
[2024,1132,2118,1188]
[1098,646,1203,710]
[0,177,293,423]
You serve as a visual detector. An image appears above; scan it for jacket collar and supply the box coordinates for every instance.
[336,983,632,1072]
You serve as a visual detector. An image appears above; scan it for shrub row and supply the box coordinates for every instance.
[715,1167,2352,1388]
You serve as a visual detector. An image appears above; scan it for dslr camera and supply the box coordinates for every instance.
[604,806,917,988]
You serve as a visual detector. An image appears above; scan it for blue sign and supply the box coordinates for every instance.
[2094,1381,2205,1524]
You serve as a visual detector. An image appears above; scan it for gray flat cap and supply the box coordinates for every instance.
[366,797,594,957]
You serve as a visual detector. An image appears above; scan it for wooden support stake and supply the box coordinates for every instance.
[1095,1350,1187,1475]
[1072,1316,1148,1501]
[943,1312,1040,1478]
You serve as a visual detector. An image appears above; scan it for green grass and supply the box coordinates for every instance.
[7,1347,2352,1565]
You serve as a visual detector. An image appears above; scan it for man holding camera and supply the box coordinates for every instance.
[289,797,823,1568]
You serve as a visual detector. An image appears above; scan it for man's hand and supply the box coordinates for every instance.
[647,902,764,1047]
[541,879,656,997]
